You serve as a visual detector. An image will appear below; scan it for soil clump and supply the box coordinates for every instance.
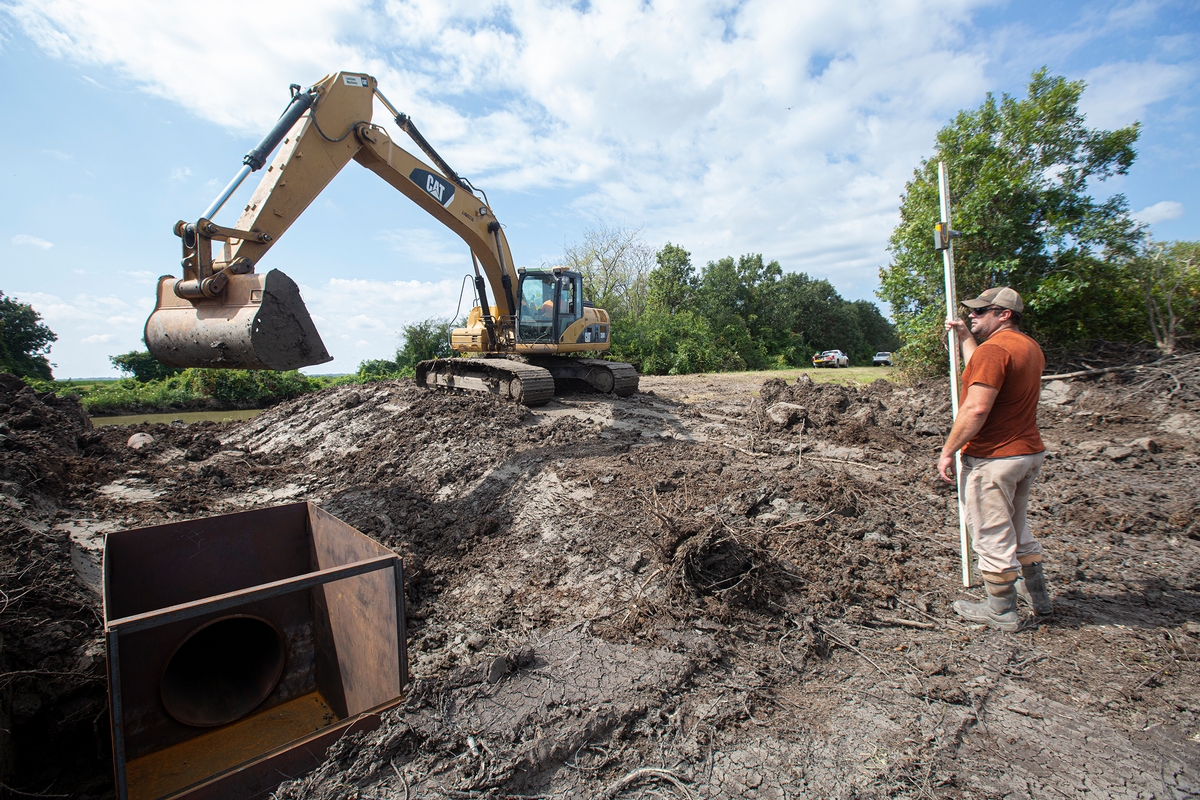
[2,357,1199,798]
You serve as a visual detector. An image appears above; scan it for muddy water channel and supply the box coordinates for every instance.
[90,408,263,426]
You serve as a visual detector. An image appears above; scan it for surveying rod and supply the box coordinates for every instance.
[935,161,973,588]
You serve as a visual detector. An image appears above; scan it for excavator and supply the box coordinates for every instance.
[144,71,638,406]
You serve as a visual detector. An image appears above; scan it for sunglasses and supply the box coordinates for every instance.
[966,306,1004,317]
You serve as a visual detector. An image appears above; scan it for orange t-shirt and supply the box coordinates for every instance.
[961,329,1045,458]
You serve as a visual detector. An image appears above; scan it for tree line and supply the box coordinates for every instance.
[351,229,902,379]
[563,227,898,374]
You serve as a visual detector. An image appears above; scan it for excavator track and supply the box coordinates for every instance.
[416,357,556,406]
[528,356,640,397]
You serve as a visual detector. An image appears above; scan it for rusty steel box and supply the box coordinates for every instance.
[103,502,408,800]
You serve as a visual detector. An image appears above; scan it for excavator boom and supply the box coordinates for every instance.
[146,71,637,403]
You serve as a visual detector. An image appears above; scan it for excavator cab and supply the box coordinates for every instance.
[516,270,582,344]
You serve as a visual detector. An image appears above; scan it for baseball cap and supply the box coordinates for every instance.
[962,286,1023,313]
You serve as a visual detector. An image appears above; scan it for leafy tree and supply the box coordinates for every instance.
[693,254,783,369]
[111,347,182,382]
[396,317,455,371]
[0,291,57,380]
[851,300,901,361]
[879,68,1145,376]
[647,243,696,314]
[563,228,898,375]
[612,310,745,375]
[1132,240,1200,354]
[352,317,457,382]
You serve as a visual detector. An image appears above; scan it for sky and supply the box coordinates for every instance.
[1,0,1197,378]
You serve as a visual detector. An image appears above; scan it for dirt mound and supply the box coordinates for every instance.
[0,374,112,796]
[0,373,103,506]
[755,374,948,448]
[2,368,1199,798]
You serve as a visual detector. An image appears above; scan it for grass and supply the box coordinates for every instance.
[30,370,332,415]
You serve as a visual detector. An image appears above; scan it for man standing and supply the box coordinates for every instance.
[939,287,1052,632]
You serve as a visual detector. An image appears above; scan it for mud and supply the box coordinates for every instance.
[2,357,1199,798]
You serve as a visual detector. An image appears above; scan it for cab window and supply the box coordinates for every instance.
[518,274,556,342]
[558,275,579,326]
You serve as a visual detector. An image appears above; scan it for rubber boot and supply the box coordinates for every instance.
[1016,561,1053,615]
[953,579,1020,632]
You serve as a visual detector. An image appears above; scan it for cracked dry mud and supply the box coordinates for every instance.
[1,366,1199,798]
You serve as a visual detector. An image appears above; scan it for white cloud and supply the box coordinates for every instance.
[120,270,162,285]
[169,166,193,181]
[12,234,53,249]
[7,0,992,299]
[378,227,472,266]
[1079,61,1194,129]
[1133,200,1185,225]
[5,290,148,376]
[296,276,465,366]
[7,0,375,133]
[11,0,1197,326]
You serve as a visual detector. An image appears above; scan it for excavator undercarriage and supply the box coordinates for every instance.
[416,355,638,406]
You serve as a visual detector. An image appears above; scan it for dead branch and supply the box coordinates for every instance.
[601,767,696,800]
[874,616,936,630]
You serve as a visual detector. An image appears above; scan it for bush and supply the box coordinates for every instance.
[396,318,455,371]
[614,311,746,375]
[110,349,181,382]
[356,359,410,381]
[77,368,315,414]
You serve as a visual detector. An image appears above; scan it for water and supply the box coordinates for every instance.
[90,408,264,427]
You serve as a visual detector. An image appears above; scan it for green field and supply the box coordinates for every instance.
[49,378,122,391]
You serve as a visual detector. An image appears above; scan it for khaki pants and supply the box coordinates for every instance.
[959,451,1045,580]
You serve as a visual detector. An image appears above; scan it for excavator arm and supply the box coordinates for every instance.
[146,71,517,371]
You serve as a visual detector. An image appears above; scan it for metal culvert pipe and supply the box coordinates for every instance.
[160,615,286,728]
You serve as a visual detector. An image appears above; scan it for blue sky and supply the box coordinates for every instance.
[2,0,1196,378]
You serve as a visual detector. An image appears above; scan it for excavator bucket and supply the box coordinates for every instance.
[145,269,332,371]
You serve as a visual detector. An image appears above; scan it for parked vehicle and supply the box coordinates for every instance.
[873,352,894,366]
[812,349,849,368]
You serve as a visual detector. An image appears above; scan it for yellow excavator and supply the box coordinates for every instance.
[144,71,637,406]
